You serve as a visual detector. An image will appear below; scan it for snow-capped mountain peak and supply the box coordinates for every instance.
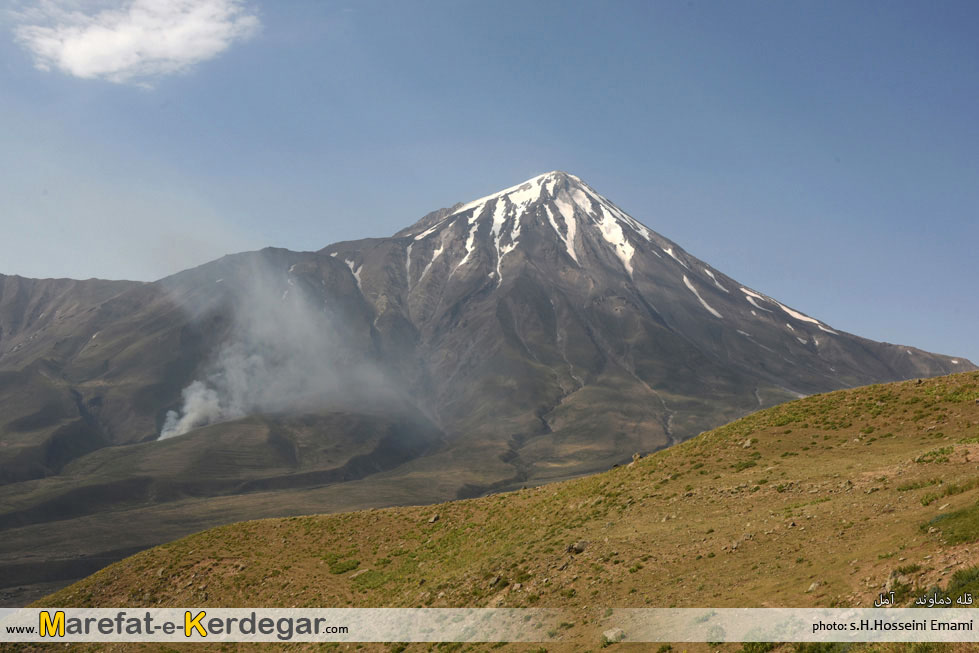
[407,171,658,280]
[321,170,965,413]
[302,171,973,494]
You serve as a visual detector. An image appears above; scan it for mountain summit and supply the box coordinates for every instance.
[325,171,966,469]
[398,169,841,336]
[0,171,973,603]
[404,170,656,279]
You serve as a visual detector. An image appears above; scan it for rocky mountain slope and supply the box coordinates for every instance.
[0,171,972,604]
[325,170,970,477]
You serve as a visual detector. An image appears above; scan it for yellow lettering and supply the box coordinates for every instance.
[184,611,207,637]
[39,611,65,637]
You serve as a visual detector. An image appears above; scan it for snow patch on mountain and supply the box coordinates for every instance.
[450,172,548,219]
[576,181,652,241]
[507,177,545,207]
[413,219,448,241]
[664,247,689,269]
[491,198,521,284]
[741,288,773,313]
[704,268,729,293]
[683,275,722,319]
[345,259,362,291]
[556,185,636,274]
[594,203,635,275]
[405,244,413,288]
[552,194,581,262]
[769,299,838,334]
[419,241,444,282]
[454,220,480,272]
[775,300,819,325]
[544,204,579,265]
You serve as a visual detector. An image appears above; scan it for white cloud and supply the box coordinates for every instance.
[14,0,259,84]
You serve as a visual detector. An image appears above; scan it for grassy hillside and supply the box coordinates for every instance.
[28,371,979,651]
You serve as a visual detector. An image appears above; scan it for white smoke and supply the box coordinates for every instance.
[159,254,387,439]
[160,380,221,437]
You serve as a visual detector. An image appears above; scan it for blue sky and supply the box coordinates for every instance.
[1,0,977,362]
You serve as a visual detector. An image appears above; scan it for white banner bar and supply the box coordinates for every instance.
[3,607,979,643]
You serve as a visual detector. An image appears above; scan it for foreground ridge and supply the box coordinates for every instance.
[38,372,979,648]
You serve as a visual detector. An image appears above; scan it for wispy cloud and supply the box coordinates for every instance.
[13,0,259,84]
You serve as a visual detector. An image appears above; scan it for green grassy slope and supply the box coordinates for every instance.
[28,371,979,651]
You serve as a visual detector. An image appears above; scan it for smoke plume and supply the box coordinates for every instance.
[159,253,388,439]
